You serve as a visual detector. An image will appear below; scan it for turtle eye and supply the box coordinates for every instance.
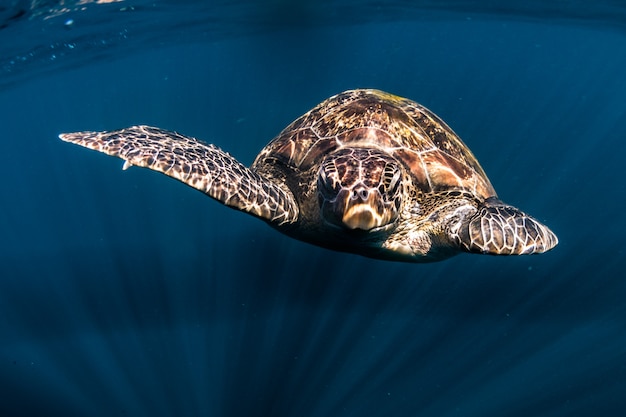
[380,163,402,199]
[318,161,341,199]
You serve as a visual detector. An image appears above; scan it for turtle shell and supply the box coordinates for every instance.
[255,89,496,199]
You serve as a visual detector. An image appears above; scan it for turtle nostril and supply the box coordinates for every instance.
[353,188,369,200]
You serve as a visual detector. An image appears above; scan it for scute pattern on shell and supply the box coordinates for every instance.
[255,89,496,199]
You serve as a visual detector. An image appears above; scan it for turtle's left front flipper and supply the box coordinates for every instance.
[60,125,299,225]
[452,197,558,255]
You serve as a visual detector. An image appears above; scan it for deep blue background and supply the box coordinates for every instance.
[1,8,626,417]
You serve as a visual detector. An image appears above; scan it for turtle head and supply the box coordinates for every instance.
[317,147,404,231]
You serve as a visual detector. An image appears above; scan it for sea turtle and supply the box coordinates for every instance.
[60,89,557,262]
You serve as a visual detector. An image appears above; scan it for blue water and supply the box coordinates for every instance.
[1,1,626,416]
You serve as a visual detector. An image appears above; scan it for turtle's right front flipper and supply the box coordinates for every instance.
[60,125,299,225]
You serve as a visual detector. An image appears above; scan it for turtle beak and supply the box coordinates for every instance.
[340,186,386,231]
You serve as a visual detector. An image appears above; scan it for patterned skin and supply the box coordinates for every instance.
[60,89,557,262]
